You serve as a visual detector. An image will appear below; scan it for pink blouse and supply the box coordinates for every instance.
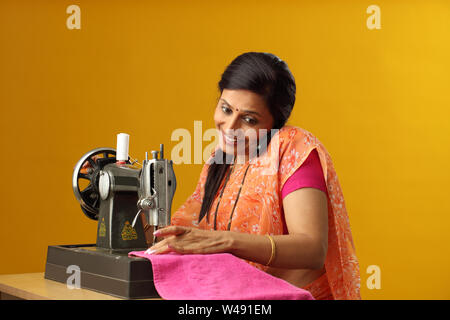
[281,148,327,199]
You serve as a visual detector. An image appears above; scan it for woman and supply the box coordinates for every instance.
[147,52,361,300]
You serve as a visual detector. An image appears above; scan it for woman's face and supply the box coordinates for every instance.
[214,89,274,162]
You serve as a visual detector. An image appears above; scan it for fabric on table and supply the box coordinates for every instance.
[128,251,315,300]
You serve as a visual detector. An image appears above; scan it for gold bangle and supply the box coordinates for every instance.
[266,235,276,266]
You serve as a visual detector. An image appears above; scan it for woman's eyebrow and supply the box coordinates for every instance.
[220,99,261,117]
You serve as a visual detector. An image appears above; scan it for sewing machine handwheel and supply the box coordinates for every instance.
[72,148,117,220]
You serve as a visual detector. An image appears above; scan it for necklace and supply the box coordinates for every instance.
[213,162,251,230]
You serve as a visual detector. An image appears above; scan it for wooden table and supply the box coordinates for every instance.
[0,272,127,300]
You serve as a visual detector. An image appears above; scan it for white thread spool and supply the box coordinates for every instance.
[116,133,129,162]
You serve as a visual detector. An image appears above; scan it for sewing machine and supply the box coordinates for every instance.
[44,134,176,299]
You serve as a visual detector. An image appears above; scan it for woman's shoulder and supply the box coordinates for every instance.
[276,125,322,151]
[270,126,331,185]
[275,125,332,169]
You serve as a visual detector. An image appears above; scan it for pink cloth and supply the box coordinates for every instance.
[281,148,327,199]
[128,251,314,300]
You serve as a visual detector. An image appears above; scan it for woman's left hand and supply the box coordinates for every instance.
[145,226,232,255]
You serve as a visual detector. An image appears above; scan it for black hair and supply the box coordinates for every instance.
[198,52,296,225]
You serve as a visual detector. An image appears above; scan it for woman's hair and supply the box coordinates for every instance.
[198,52,296,225]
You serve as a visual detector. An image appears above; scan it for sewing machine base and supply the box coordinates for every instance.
[44,244,159,299]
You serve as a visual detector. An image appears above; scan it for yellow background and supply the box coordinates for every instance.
[1,0,449,299]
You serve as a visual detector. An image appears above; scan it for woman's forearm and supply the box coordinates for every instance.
[226,231,326,270]
[150,226,326,270]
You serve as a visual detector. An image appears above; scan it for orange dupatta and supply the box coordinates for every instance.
[171,126,361,300]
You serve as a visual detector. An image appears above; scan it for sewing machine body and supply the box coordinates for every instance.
[96,164,145,250]
[44,143,176,299]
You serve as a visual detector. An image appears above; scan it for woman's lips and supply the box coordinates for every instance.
[223,134,237,145]
[221,130,247,148]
